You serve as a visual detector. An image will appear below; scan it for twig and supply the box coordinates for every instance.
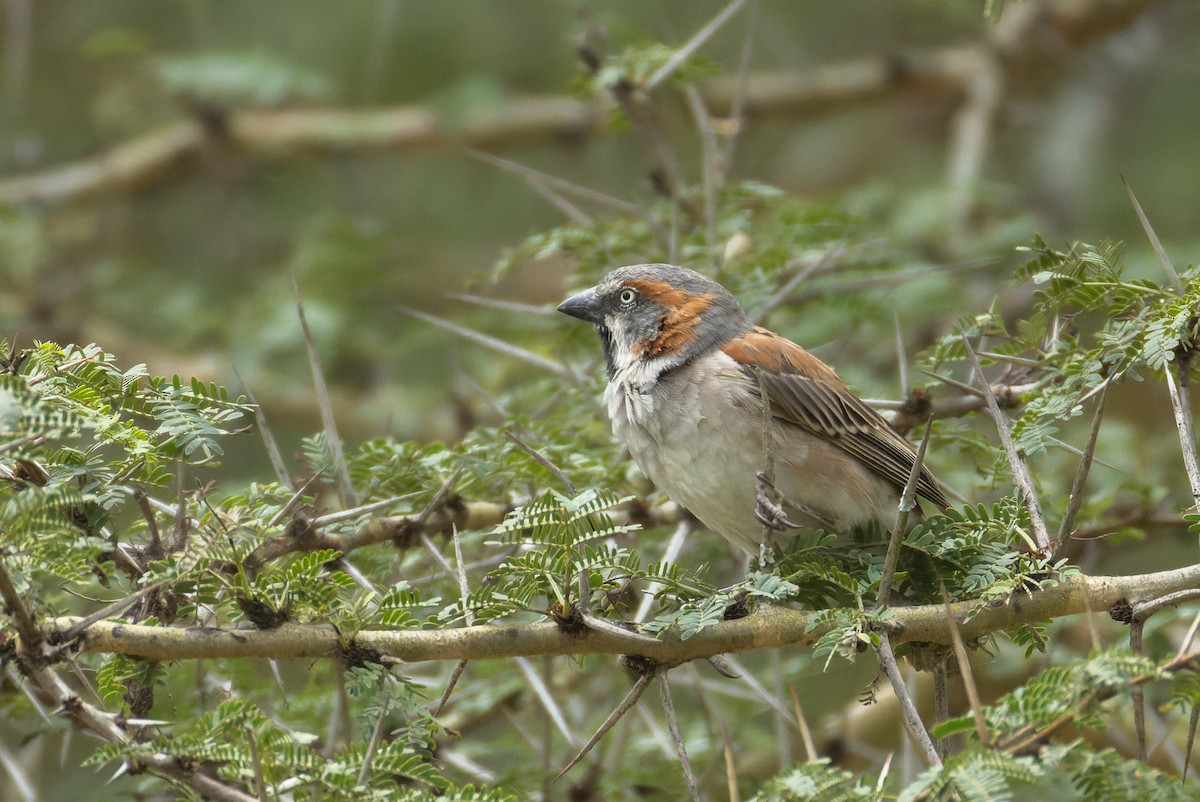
[645,0,751,92]
[246,728,267,802]
[1132,589,1200,622]
[657,669,700,801]
[789,258,998,305]
[1054,387,1107,555]
[722,720,740,802]
[963,336,1051,550]
[945,48,1003,235]
[941,585,989,747]
[787,682,819,762]
[0,557,42,654]
[933,660,949,760]
[634,519,696,624]
[505,431,575,494]
[56,580,172,643]
[0,737,35,802]
[717,0,758,176]
[1122,175,1183,292]
[556,673,653,779]
[1165,364,1200,511]
[876,632,941,765]
[876,417,935,609]
[357,674,391,786]
[714,654,800,727]
[469,149,641,216]
[895,310,910,397]
[310,492,421,527]
[432,521,476,716]
[399,306,571,379]
[1130,617,1148,761]
[515,656,582,749]
[683,85,719,259]
[292,278,356,508]
[444,292,555,317]
[238,377,290,487]
[755,243,847,323]
[1176,608,1200,661]
[266,471,326,528]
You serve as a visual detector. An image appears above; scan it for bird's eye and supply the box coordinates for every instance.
[618,288,638,305]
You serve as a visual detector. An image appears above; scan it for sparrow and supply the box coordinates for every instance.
[558,263,948,555]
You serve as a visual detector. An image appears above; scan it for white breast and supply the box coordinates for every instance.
[606,351,768,554]
[606,350,900,554]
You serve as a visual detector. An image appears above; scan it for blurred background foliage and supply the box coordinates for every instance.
[3,1,1200,799]
[3,0,1198,455]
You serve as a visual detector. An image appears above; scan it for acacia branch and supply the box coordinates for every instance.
[42,564,1200,664]
[244,497,684,568]
[0,559,258,802]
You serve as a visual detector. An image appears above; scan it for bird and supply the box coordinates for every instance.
[557,263,948,556]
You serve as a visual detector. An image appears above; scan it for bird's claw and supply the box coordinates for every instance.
[755,471,799,532]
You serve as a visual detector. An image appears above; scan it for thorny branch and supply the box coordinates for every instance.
[0,557,259,802]
[36,564,1200,664]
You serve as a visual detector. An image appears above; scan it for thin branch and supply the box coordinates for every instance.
[1132,590,1200,623]
[717,0,758,176]
[1165,363,1200,511]
[942,585,989,747]
[556,673,653,779]
[876,632,941,765]
[1176,608,1200,661]
[1055,387,1107,555]
[515,656,582,749]
[963,336,1051,550]
[468,149,641,216]
[645,0,750,92]
[505,431,575,495]
[683,85,718,259]
[876,417,935,609]
[357,675,391,786]
[56,580,172,643]
[310,492,421,527]
[755,243,847,323]
[293,279,356,508]
[239,378,290,487]
[444,292,555,317]
[432,521,476,716]
[1130,618,1148,761]
[722,720,740,802]
[787,682,819,762]
[657,669,700,802]
[267,471,326,528]
[400,306,571,379]
[895,310,910,397]
[933,660,949,760]
[945,46,1003,235]
[1122,175,1182,292]
[634,519,696,624]
[0,556,42,654]
[714,654,801,727]
[0,737,35,802]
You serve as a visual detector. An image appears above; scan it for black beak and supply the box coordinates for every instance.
[557,286,602,324]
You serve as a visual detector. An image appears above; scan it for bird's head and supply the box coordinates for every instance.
[558,264,750,379]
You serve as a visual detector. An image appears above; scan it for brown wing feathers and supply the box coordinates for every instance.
[722,328,949,508]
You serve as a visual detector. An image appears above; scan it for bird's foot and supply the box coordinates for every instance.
[755,471,799,532]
